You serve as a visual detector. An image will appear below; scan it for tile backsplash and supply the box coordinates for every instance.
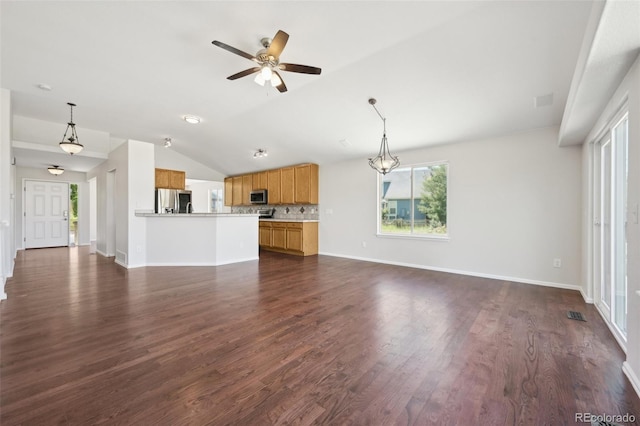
[231,205,319,220]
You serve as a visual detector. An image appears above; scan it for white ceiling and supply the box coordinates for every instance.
[0,1,628,176]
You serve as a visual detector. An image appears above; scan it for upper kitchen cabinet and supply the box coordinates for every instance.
[242,175,252,205]
[280,167,295,204]
[224,177,233,207]
[294,163,319,204]
[224,163,318,206]
[155,168,185,190]
[232,176,243,206]
[253,171,268,190]
[267,169,281,205]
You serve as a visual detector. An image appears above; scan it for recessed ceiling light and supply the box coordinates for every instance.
[183,115,201,124]
[37,83,52,91]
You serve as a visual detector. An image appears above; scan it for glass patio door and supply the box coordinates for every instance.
[593,112,628,342]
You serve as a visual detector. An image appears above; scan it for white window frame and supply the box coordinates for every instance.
[376,161,449,241]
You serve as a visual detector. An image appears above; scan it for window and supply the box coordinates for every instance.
[378,162,448,237]
[210,189,223,212]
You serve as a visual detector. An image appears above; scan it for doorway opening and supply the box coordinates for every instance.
[69,183,78,246]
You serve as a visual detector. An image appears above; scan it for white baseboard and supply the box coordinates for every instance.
[143,257,259,268]
[318,251,582,293]
[593,302,627,353]
[623,362,640,399]
[580,288,594,304]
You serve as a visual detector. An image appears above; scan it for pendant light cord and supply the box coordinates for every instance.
[369,98,386,134]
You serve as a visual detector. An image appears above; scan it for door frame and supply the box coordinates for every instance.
[588,105,629,350]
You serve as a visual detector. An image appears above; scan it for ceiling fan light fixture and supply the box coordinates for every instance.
[59,102,84,155]
[270,73,282,87]
[212,30,321,94]
[48,165,65,175]
[253,149,268,158]
[367,98,399,175]
[260,65,273,80]
[254,73,266,86]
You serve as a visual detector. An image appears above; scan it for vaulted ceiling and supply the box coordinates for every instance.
[1,1,636,177]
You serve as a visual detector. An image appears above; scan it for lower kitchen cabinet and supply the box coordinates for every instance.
[259,221,318,256]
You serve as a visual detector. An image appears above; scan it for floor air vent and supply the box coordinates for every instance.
[567,311,586,321]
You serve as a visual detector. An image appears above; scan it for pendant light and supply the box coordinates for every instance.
[367,98,399,175]
[59,102,84,155]
[47,165,65,175]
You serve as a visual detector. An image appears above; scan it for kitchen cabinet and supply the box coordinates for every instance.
[280,167,295,204]
[224,177,233,207]
[259,222,272,246]
[294,163,319,204]
[232,176,243,206]
[155,168,185,190]
[258,221,318,256]
[271,222,287,249]
[267,169,281,204]
[242,175,252,205]
[224,163,318,206]
[253,171,268,190]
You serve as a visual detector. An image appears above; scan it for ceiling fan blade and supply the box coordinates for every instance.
[279,63,322,75]
[273,71,287,93]
[212,40,257,62]
[266,30,289,58]
[227,67,261,80]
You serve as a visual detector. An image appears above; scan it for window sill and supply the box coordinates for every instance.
[376,233,450,242]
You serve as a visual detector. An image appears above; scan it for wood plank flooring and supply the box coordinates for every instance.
[1,247,639,425]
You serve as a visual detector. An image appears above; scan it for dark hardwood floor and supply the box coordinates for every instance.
[1,247,639,425]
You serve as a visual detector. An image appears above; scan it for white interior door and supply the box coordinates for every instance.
[25,180,70,249]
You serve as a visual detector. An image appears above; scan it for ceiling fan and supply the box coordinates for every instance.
[212,30,321,93]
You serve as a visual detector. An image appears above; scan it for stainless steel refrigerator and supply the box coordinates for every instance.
[155,189,192,214]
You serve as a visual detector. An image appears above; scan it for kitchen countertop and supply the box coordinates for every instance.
[259,218,319,223]
[135,212,260,217]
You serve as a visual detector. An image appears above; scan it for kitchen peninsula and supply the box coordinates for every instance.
[135,212,259,266]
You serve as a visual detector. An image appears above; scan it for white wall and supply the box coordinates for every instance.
[0,88,14,299]
[14,167,90,249]
[320,126,582,288]
[127,140,154,267]
[582,54,640,396]
[155,145,226,181]
[89,177,97,242]
[88,142,126,258]
[87,139,154,268]
[186,180,228,213]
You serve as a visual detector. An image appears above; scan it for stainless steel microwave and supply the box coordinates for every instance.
[250,189,268,204]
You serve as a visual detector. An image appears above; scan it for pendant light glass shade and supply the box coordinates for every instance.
[48,165,64,175]
[59,102,84,155]
[367,98,399,175]
[368,132,400,175]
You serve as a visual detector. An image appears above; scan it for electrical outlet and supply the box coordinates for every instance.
[362,241,367,248]
[553,258,562,268]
